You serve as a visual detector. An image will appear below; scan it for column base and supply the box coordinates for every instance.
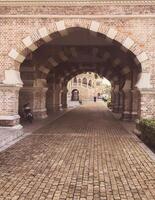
[0,115,20,127]
[131,112,138,121]
[122,111,132,121]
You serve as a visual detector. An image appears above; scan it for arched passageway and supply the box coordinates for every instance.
[18,26,142,124]
[0,17,153,128]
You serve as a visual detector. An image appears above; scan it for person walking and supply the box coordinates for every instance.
[94,96,97,102]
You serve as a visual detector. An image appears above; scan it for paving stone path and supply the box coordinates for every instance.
[0,103,155,200]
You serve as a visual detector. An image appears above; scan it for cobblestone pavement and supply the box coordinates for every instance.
[0,103,155,200]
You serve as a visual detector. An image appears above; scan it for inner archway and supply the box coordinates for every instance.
[71,89,79,101]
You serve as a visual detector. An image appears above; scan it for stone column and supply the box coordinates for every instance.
[111,88,115,110]
[50,82,61,112]
[131,88,140,120]
[112,85,120,113]
[112,93,120,113]
[19,86,48,119]
[122,90,132,120]
[118,91,124,113]
[0,69,23,128]
[136,72,155,119]
[122,80,132,120]
[139,89,155,119]
[46,88,54,114]
[61,87,68,109]
[0,84,21,127]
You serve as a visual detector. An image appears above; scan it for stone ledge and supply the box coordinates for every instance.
[0,0,155,6]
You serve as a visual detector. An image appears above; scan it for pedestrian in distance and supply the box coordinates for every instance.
[94,96,97,102]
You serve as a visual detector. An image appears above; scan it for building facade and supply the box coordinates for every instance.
[0,0,155,128]
[67,73,110,101]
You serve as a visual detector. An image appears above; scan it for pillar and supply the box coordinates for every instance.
[47,82,61,112]
[111,88,115,110]
[61,87,68,109]
[122,89,132,120]
[136,72,155,119]
[19,86,48,119]
[53,83,61,111]
[0,69,23,128]
[0,84,21,128]
[46,88,54,113]
[112,84,120,113]
[118,91,124,113]
[122,80,132,121]
[139,89,155,119]
[131,88,140,120]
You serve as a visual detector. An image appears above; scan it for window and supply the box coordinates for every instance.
[82,77,87,85]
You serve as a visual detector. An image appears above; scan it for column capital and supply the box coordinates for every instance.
[33,79,47,87]
[0,83,21,90]
[3,69,23,87]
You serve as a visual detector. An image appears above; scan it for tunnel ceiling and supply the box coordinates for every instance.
[20,27,142,86]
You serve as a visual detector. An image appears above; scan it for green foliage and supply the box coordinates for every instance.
[139,119,155,147]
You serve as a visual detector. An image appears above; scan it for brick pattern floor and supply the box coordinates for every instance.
[0,103,155,200]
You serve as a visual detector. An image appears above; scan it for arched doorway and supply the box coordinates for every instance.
[71,89,79,101]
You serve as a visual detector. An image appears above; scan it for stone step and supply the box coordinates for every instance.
[0,128,24,150]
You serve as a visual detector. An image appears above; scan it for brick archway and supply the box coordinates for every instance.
[0,19,154,127]
[6,19,151,90]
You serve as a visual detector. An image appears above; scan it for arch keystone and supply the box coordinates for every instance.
[122,37,134,49]
[107,28,118,40]
[38,27,51,42]
[89,21,100,32]
[8,49,25,63]
[22,36,38,51]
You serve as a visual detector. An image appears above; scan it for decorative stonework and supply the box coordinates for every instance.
[8,19,150,76]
